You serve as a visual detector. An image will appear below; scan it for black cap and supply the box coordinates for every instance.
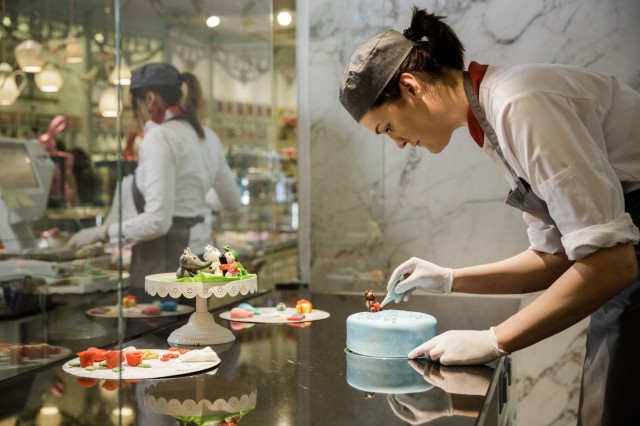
[339,30,418,122]
[130,62,182,91]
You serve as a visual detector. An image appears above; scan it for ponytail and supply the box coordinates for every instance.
[180,72,205,139]
[373,6,465,107]
[403,7,464,71]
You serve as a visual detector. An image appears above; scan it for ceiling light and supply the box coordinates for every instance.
[206,15,220,28]
[14,40,47,72]
[277,11,292,27]
[109,57,132,85]
[65,36,83,63]
[35,64,64,92]
[98,87,121,117]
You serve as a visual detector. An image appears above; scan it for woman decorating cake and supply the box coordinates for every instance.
[339,6,640,425]
[69,63,241,300]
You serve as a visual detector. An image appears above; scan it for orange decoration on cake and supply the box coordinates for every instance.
[296,299,313,314]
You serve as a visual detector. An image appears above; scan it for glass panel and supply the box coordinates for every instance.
[0,0,294,423]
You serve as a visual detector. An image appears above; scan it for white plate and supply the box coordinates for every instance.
[62,349,220,380]
[0,344,71,371]
[219,307,330,324]
[86,304,195,318]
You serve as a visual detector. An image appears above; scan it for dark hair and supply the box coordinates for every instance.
[372,7,465,108]
[130,71,206,139]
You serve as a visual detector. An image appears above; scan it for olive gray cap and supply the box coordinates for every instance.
[339,29,418,122]
[130,62,182,91]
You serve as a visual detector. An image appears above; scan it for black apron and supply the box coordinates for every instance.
[128,126,204,303]
[463,71,640,425]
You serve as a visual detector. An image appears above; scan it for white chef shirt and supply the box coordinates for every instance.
[106,111,241,250]
[478,64,640,260]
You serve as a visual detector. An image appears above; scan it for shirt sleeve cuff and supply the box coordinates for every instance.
[560,214,640,260]
[525,213,565,255]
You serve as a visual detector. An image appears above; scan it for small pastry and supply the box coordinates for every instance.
[230,307,254,318]
[296,299,313,314]
[142,305,162,315]
[122,294,137,308]
[160,301,178,312]
[238,303,260,315]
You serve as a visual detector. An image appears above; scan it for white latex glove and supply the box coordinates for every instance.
[408,328,508,366]
[386,257,453,303]
[408,360,492,395]
[67,226,106,249]
[387,388,452,425]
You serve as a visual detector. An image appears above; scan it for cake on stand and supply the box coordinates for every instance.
[145,273,257,346]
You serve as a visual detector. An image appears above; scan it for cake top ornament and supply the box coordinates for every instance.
[170,244,257,283]
[364,289,382,312]
[219,245,248,277]
[176,247,213,278]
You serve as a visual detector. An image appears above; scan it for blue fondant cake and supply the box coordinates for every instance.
[346,310,437,358]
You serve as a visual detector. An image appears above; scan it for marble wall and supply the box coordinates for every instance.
[298,0,640,424]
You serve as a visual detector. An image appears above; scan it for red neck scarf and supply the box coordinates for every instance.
[466,61,489,148]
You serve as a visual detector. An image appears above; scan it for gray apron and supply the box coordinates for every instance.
[463,71,640,425]
[463,72,555,225]
[128,121,204,302]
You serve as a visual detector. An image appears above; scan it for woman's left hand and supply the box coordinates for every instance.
[408,329,508,365]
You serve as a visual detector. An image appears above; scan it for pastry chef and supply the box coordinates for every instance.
[69,62,241,300]
[338,6,640,425]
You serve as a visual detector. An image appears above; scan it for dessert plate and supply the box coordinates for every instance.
[219,307,330,324]
[62,349,220,380]
[86,304,194,318]
[0,344,71,370]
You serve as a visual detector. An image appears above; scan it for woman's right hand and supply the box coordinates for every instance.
[67,226,106,249]
[387,388,452,425]
[386,257,453,302]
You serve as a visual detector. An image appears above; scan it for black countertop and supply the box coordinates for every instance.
[0,289,516,425]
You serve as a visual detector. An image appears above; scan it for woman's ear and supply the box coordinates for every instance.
[145,91,157,108]
[398,73,423,98]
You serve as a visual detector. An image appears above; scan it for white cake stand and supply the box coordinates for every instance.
[145,273,257,346]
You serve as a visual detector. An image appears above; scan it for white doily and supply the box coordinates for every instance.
[144,393,257,416]
[145,273,257,299]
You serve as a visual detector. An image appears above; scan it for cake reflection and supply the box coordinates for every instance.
[143,373,257,424]
[345,350,433,395]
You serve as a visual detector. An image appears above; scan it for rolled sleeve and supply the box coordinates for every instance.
[524,212,565,255]
[561,213,639,260]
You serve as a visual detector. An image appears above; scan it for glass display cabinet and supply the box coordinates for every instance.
[0,1,297,424]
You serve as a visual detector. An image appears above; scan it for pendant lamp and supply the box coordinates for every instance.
[109,57,131,85]
[65,0,82,63]
[98,87,120,117]
[15,39,48,72]
[35,63,63,92]
[65,37,82,63]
